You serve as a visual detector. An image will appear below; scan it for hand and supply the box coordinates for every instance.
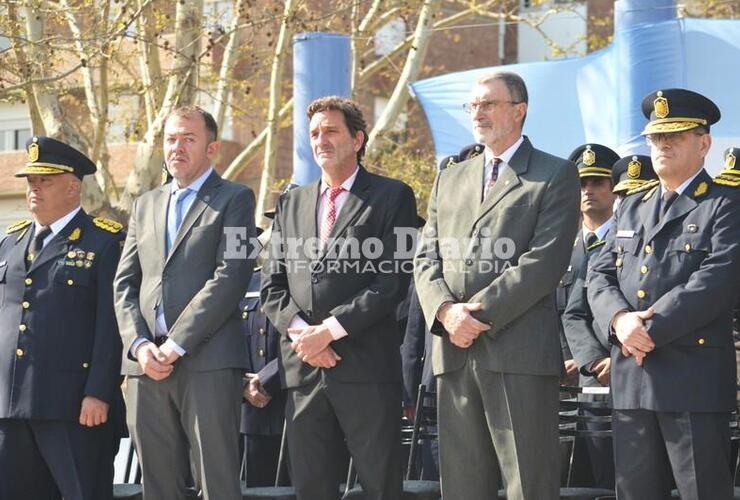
[304,346,342,369]
[403,406,416,422]
[621,344,647,367]
[158,341,182,365]
[289,324,334,361]
[438,302,490,348]
[613,308,655,354]
[561,358,579,386]
[243,373,272,408]
[79,396,109,427]
[135,342,174,381]
[590,357,611,386]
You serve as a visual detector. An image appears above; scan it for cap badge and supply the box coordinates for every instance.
[583,147,596,166]
[654,90,669,119]
[628,156,641,179]
[28,143,39,163]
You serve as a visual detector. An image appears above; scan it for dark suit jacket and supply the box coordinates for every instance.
[400,281,434,408]
[241,272,285,436]
[415,136,581,377]
[557,236,586,361]
[588,170,740,411]
[115,170,255,374]
[260,167,418,389]
[563,239,611,383]
[0,210,124,420]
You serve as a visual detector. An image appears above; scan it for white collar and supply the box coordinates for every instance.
[170,166,213,195]
[660,168,704,196]
[583,217,614,242]
[38,206,82,237]
[320,166,360,195]
[484,136,524,165]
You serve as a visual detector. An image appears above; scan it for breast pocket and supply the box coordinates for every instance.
[53,265,92,288]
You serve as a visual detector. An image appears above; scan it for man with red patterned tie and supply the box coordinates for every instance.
[261,96,417,500]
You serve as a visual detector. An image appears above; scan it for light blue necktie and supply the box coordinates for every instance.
[166,188,194,252]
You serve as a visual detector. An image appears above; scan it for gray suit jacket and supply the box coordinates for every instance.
[414,137,580,377]
[115,170,256,375]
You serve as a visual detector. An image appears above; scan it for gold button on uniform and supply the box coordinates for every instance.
[685,243,691,252]
[16,349,24,357]
[644,245,652,254]
[82,362,89,368]
[258,349,265,357]
[637,290,647,299]
[25,278,32,286]
[18,324,27,332]
[22,301,30,309]
[241,312,248,320]
[615,258,623,268]
[67,279,74,286]
[640,266,649,275]
[259,328,265,336]
[698,338,705,345]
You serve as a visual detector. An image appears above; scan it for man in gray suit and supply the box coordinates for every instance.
[115,106,256,500]
[261,96,417,500]
[414,71,580,500]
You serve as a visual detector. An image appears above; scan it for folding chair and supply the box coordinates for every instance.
[241,420,297,500]
[556,386,615,500]
[113,438,143,500]
[342,384,440,499]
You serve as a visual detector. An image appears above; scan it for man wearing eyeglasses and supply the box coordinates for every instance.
[414,71,580,500]
[588,89,740,500]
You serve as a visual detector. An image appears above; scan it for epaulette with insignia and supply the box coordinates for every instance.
[625,179,660,197]
[714,176,740,188]
[92,216,123,233]
[6,219,32,234]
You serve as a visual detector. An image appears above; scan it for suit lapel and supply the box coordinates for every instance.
[474,137,531,226]
[152,185,169,260]
[301,180,320,241]
[328,167,370,241]
[644,171,707,244]
[167,171,221,263]
[30,210,87,273]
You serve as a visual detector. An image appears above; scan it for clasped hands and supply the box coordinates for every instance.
[288,324,342,369]
[438,302,490,349]
[613,307,656,366]
[136,341,180,381]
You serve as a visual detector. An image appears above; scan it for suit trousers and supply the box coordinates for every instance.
[0,418,111,500]
[613,409,732,500]
[286,373,402,500]
[125,367,243,500]
[437,359,560,500]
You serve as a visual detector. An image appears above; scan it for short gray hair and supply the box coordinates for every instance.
[475,71,529,126]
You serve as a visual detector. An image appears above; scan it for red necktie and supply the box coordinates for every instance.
[320,186,345,245]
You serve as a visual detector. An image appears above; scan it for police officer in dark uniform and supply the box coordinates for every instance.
[612,154,658,200]
[0,136,125,500]
[713,147,740,400]
[558,144,620,387]
[589,89,740,500]
[240,267,287,487]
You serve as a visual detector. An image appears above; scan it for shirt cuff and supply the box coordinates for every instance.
[323,316,348,340]
[163,338,187,356]
[288,314,311,342]
[130,337,150,359]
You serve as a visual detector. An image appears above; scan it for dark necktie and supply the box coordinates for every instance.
[585,231,598,248]
[26,225,51,269]
[483,157,502,200]
[661,190,678,218]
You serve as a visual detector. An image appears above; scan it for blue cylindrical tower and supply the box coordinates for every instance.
[292,32,351,185]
